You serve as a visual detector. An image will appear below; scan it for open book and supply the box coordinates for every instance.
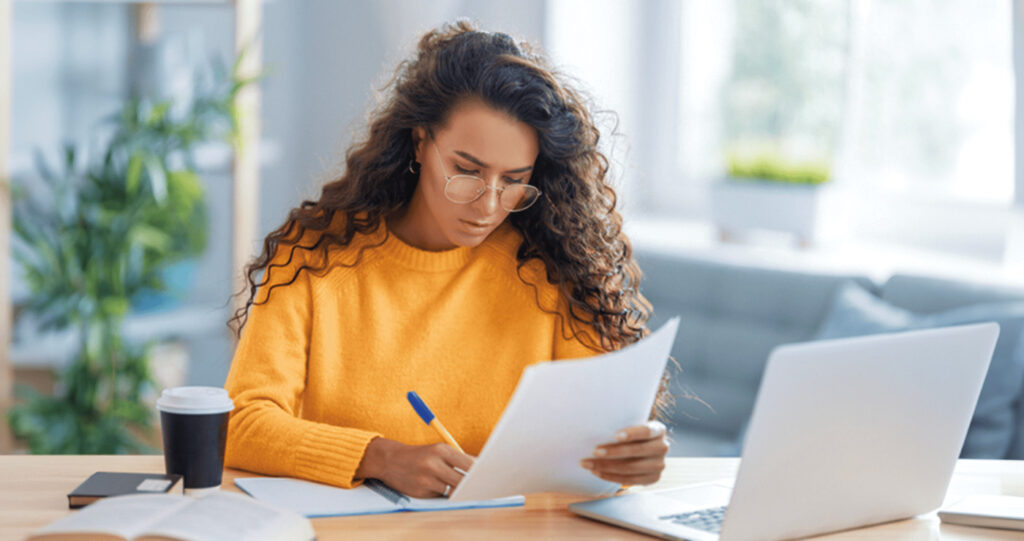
[235,477,525,517]
[28,491,315,541]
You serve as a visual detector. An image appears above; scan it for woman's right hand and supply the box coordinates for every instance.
[355,437,474,498]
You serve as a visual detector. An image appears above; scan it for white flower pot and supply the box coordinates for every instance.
[710,179,828,246]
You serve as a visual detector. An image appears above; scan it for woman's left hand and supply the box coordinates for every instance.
[581,420,670,486]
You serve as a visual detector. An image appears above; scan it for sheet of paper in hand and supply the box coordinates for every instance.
[449,317,679,502]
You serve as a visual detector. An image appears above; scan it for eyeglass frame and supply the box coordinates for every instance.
[429,140,542,212]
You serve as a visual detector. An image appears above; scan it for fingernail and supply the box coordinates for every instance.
[593,448,606,457]
[581,459,594,469]
[616,431,628,441]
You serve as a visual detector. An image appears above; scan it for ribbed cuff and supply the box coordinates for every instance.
[293,424,381,488]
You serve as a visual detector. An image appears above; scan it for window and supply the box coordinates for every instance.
[678,0,1014,205]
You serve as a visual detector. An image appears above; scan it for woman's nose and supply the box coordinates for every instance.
[475,180,502,215]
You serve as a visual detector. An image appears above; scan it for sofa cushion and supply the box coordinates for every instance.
[814,281,1024,459]
[881,275,1024,459]
[636,249,876,441]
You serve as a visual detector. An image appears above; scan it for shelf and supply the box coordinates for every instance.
[10,303,231,368]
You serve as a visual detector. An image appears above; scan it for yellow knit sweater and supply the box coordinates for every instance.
[223,218,600,488]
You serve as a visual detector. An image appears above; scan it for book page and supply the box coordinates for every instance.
[29,494,189,540]
[366,479,525,511]
[235,476,524,516]
[137,491,313,541]
[234,477,399,517]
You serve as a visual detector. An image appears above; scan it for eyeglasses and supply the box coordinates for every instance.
[431,141,541,212]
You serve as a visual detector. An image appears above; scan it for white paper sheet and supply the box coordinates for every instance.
[234,477,524,517]
[449,317,680,502]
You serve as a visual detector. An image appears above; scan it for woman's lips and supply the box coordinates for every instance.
[461,219,492,228]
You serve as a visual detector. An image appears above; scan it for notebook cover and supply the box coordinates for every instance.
[234,476,525,518]
[67,471,184,508]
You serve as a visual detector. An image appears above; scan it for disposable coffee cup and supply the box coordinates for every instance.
[156,386,234,496]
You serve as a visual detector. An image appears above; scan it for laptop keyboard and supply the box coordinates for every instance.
[661,505,728,534]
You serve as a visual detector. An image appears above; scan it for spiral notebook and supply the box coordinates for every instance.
[234,477,524,518]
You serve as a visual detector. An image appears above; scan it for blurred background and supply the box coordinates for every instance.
[2,0,1022,457]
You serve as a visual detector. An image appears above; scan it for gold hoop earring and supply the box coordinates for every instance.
[408,159,420,175]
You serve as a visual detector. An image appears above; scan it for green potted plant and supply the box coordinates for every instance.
[7,56,256,453]
[711,142,834,247]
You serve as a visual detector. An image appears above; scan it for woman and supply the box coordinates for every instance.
[224,20,670,499]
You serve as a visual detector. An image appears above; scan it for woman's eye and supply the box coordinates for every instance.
[504,177,525,184]
[455,165,479,175]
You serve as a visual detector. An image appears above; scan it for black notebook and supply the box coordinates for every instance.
[67,472,184,508]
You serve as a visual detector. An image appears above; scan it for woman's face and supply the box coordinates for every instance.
[399,99,539,251]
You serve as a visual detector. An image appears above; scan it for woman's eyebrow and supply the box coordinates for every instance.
[453,149,533,174]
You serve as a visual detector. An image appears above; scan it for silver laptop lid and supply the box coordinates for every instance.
[721,322,999,541]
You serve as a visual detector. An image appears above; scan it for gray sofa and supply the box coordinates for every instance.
[637,247,1024,459]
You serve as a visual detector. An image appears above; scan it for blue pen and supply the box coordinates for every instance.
[407,391,466,454]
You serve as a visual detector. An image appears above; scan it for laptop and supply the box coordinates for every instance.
[569,322,999,541]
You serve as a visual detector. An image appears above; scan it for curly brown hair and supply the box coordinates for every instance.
[228,20,667,415]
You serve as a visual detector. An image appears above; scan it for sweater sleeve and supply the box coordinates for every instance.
[224,238,380,488]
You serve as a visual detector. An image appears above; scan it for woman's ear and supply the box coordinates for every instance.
[412,127,427,163]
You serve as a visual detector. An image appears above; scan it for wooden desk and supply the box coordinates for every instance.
[2,455,1023,540]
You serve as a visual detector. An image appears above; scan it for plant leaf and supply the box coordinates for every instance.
[144,155,168,205]
[147,101,171,126]
[130,224,171,252]
[100,297,130,318]
[127,152,144,196]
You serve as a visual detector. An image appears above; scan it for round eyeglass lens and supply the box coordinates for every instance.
[501,184,540,211]
[445,176,485,203]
